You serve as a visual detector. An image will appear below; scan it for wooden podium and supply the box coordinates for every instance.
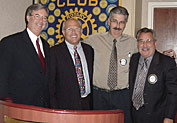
[0,101,124,123]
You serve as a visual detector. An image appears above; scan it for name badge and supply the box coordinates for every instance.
[148,74,157,84]
[120,58,127,66]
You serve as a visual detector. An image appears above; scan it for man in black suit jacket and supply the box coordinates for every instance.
[49,18,94,110]
[0,4,50,107]
[129,27,177,123]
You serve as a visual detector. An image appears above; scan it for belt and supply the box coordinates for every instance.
[93,86,128,92]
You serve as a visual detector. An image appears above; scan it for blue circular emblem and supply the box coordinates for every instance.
[106,4,117,15]
[108,0,117,3]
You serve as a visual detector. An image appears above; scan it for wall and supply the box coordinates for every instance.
[122,0,136,37]
[0,0,137,39]
[141,0,177,28]
[0,0,32,40]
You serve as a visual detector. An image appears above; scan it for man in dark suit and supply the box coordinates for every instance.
[0,4,50,107]
[49,18,94,110]
[129,27,177,123]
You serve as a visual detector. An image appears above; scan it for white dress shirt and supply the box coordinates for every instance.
[65,40,91,98]
[27,28,45,57]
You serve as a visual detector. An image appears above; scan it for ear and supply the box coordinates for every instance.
[80,29,83,34]
[26,16,30,23]
[107,18,111,26]
[155,40,157,46]
[62,30,65,36]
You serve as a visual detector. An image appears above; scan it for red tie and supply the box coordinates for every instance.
[36,38,45,71]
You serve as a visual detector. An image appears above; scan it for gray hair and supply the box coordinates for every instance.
[25,4,49,24]
[108,6,129,22]
[136,27,157,41]
[62,18,82,30]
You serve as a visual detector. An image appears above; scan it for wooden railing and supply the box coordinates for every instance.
[0,100,124,123]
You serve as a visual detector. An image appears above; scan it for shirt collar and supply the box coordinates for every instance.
[107,32,122,42]
[65,40,82,50]
[139,53,154,66]
[27,28,40,41]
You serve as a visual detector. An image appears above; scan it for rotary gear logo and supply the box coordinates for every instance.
[56,8,97,44]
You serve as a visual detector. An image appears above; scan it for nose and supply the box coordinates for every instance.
[38,16,44,22]
[143,41,148,47]
[116,22,120,27]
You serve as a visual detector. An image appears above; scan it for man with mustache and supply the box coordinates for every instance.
[0,4,50,107]
[84,6,176,123]
[84,6,136,123]
[129,27,177,123]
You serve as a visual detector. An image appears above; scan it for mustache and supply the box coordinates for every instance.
[113,27,122,30]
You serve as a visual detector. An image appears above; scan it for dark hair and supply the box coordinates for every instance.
[108,6,129,22]
[136,27,157,41]
[25,4,49,25]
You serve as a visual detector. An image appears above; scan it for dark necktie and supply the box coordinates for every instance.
[36,38,45,71]
[74,46,86,96]
[107,39,117,90]
[132,58,148,110]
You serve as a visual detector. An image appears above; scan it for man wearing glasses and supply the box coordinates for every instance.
[84,6,135,123]
[84,6,176,123]
[129,27,177,123]
[49,18,94,110]
[0,4,50,108]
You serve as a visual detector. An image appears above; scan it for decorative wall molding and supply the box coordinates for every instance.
[148,2,177,28]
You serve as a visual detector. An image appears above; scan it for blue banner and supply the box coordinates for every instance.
[36,0,121,46]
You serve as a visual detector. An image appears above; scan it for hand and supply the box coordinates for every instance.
[163,49,176,59]
[163,118,173,123]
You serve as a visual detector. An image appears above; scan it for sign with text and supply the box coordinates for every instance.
[35,0,121,46]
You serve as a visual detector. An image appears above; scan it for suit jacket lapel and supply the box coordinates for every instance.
[130,53,140,95]
[147,51,159,74]
[145,51,160,84]
[81,43,92,81]
[41,38,49,71]
[132,54,140,84]
[22,30,44,71]
[60,42,77,73]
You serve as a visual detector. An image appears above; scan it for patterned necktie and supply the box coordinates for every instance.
[74,46,86,96]
[132,58,148,110]
[36,38,45,71]
[107,39,117,90]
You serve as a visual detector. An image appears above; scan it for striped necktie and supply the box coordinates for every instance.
[132,58,148,110]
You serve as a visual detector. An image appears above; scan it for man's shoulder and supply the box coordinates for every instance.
[51,41,65,49]
[85,32,108,40]
[89,32,108,37]
[81,42,94,50]
[121,33,136,42]
[1,30,25,41]
[156,51,175,62]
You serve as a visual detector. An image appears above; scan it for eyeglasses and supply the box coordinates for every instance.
[137,39,154,43]
[110,19,126,25]
[64,28,81,32]
[31,14,48,21]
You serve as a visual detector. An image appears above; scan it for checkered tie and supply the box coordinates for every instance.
[132,58,148,110]
[107,39,117,90]
[74,46,86,97]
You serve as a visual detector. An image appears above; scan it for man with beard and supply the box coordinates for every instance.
[84,6,136,123]
[0,4,50,108]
